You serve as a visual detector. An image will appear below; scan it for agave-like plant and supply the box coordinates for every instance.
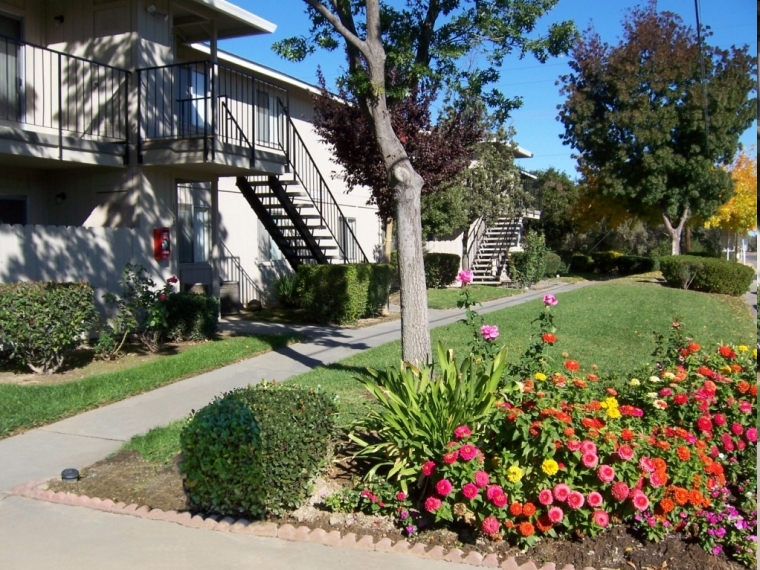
[349,342,507,492]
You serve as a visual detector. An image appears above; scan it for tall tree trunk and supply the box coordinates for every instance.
[660,205,690,256]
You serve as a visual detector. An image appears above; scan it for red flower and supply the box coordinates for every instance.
[542,333,557,344]
[673,393,688,405]
[564,360,580,371]
[696,416,713,433]
[718,345,736,359]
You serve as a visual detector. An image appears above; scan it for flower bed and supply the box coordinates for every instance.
[338,274,757,567]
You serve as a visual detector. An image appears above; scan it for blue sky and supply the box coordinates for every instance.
[221,0,757,179]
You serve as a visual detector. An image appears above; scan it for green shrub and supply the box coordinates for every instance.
[423,253,460,289]
[509,231,548,286]
[165,293,219,342]
[543,251,564,277]
[274,273,300,308]
[0,282,96,374]
[181,382,336,517]
[616,255,659,275]
[589,250,624,274]
[570,253,594,273]
[659,255,755,296]
[295,264,390,324]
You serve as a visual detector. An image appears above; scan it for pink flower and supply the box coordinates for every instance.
[474,471,490,488]
[456,270,474,285]
[443,451,458,464]
[566,439,581,452]
[538,489,554,506]
[631,492,650,511]
[567,491,585,510]
[492,492,508,508]
[581,453,599,469]
[639,457,655,473]
[462,483,479,500]
[649,471,667,488]
[611,482,630,501]
[592,510,610,527]
[580,440,597,455]
[421,461,436,477]
[396,492,407,501]
[588,492,604,508]
[746,427,757,442]
[731,423,744,436]
[738,401,752,414]
[737,440,746,451]
[454,425,472,439]
[436,479,453,496]
[481,516,500,535]
[167,276,178,284]
[425,496,442,512]
[553,484,571,502]
[659,388,673,397]
[617,445,634,461]
[713,413,727,426]
[543,294,558,306]
[547,506,564,524]
[159,293,166,301]
[480,325,499,341]
[597,465,615,483]
[486,485,503,501]
[458,444,478,461]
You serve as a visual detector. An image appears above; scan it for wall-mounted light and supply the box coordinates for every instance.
[146,4,168,21]
[53,15,64,26]
[55,192,67,204]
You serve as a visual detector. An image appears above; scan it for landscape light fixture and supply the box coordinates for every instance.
[61,468,79,482]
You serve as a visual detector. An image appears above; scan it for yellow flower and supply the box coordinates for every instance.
[737,345,748,352]
[629,378,641,386]
[507,465,523,483]
[720,365,732,374]
[541,459,559,476]
[603,397,619,409]
[663,372,675,380]
[606,407,621,419]
[753,348,758,359]
[534,372,547,382]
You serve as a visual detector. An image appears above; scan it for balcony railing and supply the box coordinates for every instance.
[0,34,130,157]
[138,61,288,164]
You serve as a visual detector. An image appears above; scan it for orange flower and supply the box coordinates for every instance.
[586,401,602,412]
[573,379,587,389]
[695,440,707,450]
[621,429,634,441]
[688,342,700,352]
[751,385,757,397]
[730,364,742,373]
[673,488,689,506]
[519,522,535,537]
[587,374,599,382]
[564,360,580,371]
[522,502,537,517]
[563,427,575,438]
[509,503,523,516]
[656,440,671,451]
[737,380,750,394]
[504,520,514,529]
[588,429,600,439]
[688,489,704,507]
[659,498,675,513]
[676,446,690,461]
[523,380,535,393]
[542,333,557,344]
[652,458,667,473]
[691,474,702,488]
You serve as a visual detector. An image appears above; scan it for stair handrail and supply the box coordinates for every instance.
[219,96,254,165]
[276,99,369,264]
[219,241,264,305]
[465,217,487,270]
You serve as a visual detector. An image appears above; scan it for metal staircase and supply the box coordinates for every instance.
[470,217,525,284]
[235,100,368,270]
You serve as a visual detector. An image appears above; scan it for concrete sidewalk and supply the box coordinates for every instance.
[0,280,593,494]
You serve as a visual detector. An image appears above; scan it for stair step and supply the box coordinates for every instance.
[246,179,301,187]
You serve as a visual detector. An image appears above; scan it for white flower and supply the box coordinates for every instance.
[647,392,658,399]
[648,376,661,383]
[718,453,725,459]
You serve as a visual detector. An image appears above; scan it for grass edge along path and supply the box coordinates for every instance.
[425,285,522,310]
[0,333,303,439]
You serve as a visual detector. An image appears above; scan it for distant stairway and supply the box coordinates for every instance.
[470,217,524,284]
[236,103,368,270]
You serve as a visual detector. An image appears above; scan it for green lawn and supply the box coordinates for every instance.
[0,334,302,439]
[425,285,522,309]
[289,281,755,426]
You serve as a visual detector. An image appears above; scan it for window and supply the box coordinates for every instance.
[0,14,23,123]
[256,89,271,144]
[340,216,358,262]
[177,183,210,263]
[0,196,27,225]
[178,67,207,137]
[257,218,283,262]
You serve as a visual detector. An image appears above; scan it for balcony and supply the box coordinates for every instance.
[0,35,129,168]
[138,61,289,176]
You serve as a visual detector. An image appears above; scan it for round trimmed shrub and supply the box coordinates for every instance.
[543,251,564,277]
[659,255,755,296]
[181,382,336,517]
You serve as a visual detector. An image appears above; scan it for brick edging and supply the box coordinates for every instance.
[12,480,585,570]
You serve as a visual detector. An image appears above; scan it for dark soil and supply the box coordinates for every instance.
[46,450,747,570]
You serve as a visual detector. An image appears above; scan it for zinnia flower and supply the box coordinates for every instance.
[519,522,535,537]
[486,485,503,501]
[746,427,757,442]
[731,423,744,436]
[481,325,499,341]
[553,483,571,502]
[543,294,558,306]
[581,453,599,469]
[592,510,610,527]
[481,516,500,535]
[421,461,436,476]
[456,270,473,285]
[538,489,553,505]
[567,491,585,510]
[507,465,523,482]
[580,440,597,455]
[718,345,736,359]
[458,444,478,461]
[696,416,713,433]
[631,492,650,511]
[617,445,634,461]
[611,482,630,501]
[462,483,479,500]
[542,459,559,476]
[425,496,442,512]
[474,471,490,488]
[588,492,603,508]
[673,393,688,405]
[436,479,453,496]
[492,492,508,508]
[649,471,667,488]
[712,413,726,426]
[454,425,472,439]
[509,502,523,516]
[443,451,458,464]
[547,506,564,524]
[597,465,615,483]
[564,359,580,371]
[566,439,581,452]
[639,457,655,473]
[542,333,557,344]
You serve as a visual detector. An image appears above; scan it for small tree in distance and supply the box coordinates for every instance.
[558,1,757,255]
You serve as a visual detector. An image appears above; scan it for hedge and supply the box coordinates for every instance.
[0,282,97,374]
[659,255,755,296]
[295,263,392,324]
[423,253,460,289]
[165,293,219,342]
[543,251,564,277]
[616,255,659,275]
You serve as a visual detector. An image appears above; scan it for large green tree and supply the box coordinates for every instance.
[557,2,757,255]
[529,167,579,251]
[275,0,575,364]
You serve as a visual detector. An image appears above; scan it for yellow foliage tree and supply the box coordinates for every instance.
[705,150,758,234]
